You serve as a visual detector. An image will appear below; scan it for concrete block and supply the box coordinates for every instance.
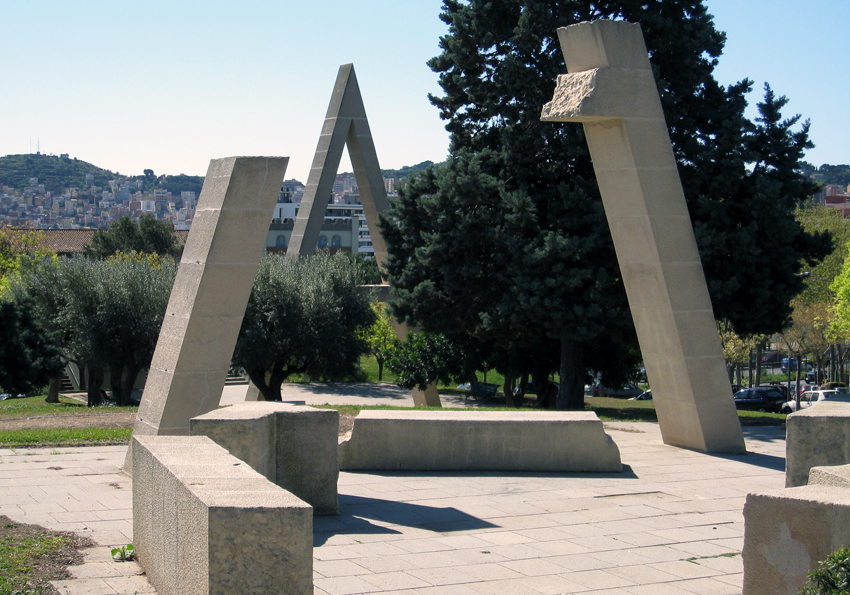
[809,464,850,488]
[743,485,850,595]
[338,410,622,472]
[190,403,339,515]
[132,435,312,595]
[786,401,850,487]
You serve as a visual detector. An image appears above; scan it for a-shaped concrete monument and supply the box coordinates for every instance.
[285,63,441,407]
[126,157,288,470]
[542,20,745,453]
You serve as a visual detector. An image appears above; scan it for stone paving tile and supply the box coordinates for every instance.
[314,559,371,578]
[406,565,478,586]
[467,578,549,594]
[565,569,637,590]
[314,575,381,594]
[359,570,432,591]
[677,576,743,594]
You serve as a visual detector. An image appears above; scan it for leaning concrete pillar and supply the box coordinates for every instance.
[126,157,288,470]
[541,20,745,453]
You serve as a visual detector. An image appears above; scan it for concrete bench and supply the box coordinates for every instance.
[338,410,622,472]
[190,402,339,515]
[132,435,312,595]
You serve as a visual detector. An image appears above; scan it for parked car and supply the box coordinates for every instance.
[733,387,786,413]
[782,390,850,413]
[758,384,788,400]
[761,352,782,364]
[587,381,644,398]
[629,390,652,401]
[781,357,813,373]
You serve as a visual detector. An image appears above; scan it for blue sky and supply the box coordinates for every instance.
[1,1,846,181]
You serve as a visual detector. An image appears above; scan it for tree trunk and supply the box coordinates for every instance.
[121,365,141,407]
[87,366,104,407]
[754,342,764,387]
[45,375,61,404]
[504,376,520,408]
[376,357,384,381]
[557,332,585,410]
[109,368,124,406]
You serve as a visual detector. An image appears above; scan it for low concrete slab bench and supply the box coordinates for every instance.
[132,435,312,595]
[190,402,339,514]
[338,410,622,472]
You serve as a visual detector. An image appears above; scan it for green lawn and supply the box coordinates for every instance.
[0,515,93,595]
[0,428,133,449]
[0,396,137,448]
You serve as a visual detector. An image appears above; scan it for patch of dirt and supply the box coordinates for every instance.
[0,514,95,594]
[0,411,136,432]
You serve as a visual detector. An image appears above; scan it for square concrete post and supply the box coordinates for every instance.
[126,157,288,471]
[542,20,745,453]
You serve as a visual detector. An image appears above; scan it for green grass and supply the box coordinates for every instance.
[0,428,132,449]
[0,516,85,595]
[0,395,134,419]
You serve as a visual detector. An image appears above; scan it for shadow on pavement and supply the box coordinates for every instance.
[313,495,500,546]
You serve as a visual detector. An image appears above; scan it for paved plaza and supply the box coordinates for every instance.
[0,386,786,594]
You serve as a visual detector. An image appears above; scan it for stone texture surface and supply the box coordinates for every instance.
[132,435,313,595]
[338,410,622,472]
[785,401,850,487]
[743,485,850,595]
[808,463,850,488]
[541,20,744,454]
[190,402,340,514]
[129,156,288,475]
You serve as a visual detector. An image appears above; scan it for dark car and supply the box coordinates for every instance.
[733,387,785,413]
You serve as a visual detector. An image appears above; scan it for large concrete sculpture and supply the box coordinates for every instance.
[286,63,441,407]
[541,20,745,453]
[126,157,288,471]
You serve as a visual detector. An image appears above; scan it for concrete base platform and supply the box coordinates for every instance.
[338,410,622,472]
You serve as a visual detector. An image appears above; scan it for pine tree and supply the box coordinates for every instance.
[380,0,827,409]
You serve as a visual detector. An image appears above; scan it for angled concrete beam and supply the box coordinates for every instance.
[542,20,745,453]
[127,157,288,473]
[287,64,441,407]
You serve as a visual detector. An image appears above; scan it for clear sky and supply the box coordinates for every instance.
[1,1,846,182]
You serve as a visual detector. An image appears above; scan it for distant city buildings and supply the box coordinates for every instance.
[1,171,406,258]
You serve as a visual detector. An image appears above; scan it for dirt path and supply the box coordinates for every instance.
[0,411,137,432]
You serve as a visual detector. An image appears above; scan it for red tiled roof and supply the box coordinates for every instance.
[6,228,190,255]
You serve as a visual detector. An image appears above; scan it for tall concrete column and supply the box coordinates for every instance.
[541,20,745,453]
[126,157,288,471]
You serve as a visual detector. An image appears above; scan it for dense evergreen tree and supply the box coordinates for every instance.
[85,215,181,259]
[379,0,827,409]
[0,299,63,397]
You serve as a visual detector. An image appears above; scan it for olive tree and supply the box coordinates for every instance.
[232,252,376,401]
